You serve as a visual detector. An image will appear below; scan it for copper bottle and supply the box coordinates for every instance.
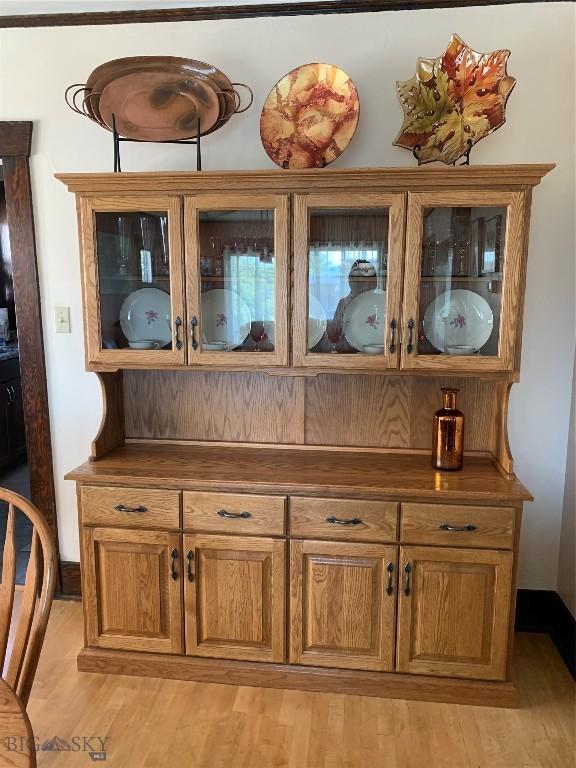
[432,388,464,471]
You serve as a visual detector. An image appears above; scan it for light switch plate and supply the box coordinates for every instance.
[55,306,71,333]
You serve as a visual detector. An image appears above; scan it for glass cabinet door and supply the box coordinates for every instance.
[185,195,289,367]
[293,193,405,369]
[401,192,525,372]
[81,196,185,366]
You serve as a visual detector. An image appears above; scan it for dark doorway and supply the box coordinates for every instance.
[0,122,59,589]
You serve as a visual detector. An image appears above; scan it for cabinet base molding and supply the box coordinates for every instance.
[77,648,517,708]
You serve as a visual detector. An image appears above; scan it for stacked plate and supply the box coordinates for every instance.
[65,56,252,141]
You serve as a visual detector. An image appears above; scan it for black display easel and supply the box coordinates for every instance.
[112,114,202,172]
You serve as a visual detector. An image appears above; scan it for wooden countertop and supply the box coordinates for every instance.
[66,443,532,503]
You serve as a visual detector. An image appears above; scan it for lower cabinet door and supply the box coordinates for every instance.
[289,540,398,671]
[82,527,183,654]
[396,546,513,680]
[184,534,286,663]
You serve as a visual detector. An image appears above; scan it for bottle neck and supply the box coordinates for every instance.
[442,390,458,410]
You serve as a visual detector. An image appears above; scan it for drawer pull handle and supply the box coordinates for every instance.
[326,516,362,526]
[386,562,394,595]
[113,504,148,514]
[170,548,179,581]
[439,523,478,532]
[217,509,252,519]
[186,550,194,582]
[404,563,411,596]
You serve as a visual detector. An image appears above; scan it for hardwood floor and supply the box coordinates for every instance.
[24,600,575,767]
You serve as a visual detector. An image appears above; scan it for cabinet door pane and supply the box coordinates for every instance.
[308,208,389,356]
[82,196,185,366]
[95,211,173,350]
[402,192,525,372]
[199,209,276,352]
[186,195,289,367]
[416,206,506,357]
[293,194,404,370]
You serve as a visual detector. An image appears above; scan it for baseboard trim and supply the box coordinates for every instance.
[58,560,81,600]
[78,648,517,707]
[515,588,575,679]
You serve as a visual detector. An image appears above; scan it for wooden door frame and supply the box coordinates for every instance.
[0,121,60,588]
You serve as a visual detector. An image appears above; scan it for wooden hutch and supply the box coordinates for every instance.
[58,164,552,706]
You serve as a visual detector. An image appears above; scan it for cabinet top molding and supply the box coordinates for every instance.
[56,164,554,194]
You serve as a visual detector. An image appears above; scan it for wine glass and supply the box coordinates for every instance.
[159,216,170,275]
[326,319,342,354]
[250,321,266,351]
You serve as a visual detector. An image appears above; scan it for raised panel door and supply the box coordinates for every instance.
[290,540,397,671]
[82,527,183,653]
[184,534,286,662]
[401,191,526,372]
[396,546,513,680]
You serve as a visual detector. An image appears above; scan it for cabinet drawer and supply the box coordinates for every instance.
[290,498,398,543]
[81,486,181,529]
[183,492,286,536]
[400,503,516,549]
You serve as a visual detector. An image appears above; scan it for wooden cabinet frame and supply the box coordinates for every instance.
[293,192,406,370]
[79,194,185,367]
[401,191,526,372]
[184,194,290,367]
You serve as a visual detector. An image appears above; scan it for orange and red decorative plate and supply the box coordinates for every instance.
[260,63,360,169]
[393,34,516,166]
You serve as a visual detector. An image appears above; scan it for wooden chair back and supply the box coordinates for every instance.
[0,488,56,707]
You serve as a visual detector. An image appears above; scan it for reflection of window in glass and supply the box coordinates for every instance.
[309,247,381,318]
[224,249,275,322]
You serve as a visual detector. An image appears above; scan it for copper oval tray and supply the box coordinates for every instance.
[260,62,360,169]
[98,70,221,140]
[87,57,237,132]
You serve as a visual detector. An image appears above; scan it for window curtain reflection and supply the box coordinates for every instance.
[224,243,275,322]
[309,241,384,317]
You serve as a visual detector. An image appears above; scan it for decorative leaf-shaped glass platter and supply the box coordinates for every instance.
[393,34,516,165]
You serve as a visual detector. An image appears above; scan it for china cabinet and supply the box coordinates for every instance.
[60,165,552,706]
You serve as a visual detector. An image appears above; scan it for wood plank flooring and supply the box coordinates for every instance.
[22,600,575,767]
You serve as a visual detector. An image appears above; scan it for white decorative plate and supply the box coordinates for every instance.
[119,287,172,346]
[308,295,327,349]
[423,289,494,353]
[201,289,252,348]
[343,290,386,352]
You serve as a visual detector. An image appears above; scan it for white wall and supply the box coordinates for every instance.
[0,3,574,588]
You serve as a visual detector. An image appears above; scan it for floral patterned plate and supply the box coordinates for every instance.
[201,289,252,349]
[393,34,516,165]
[119,287,172,347]
[423,289,493,354]
[343,289,386,353]
[260,62,360,169]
